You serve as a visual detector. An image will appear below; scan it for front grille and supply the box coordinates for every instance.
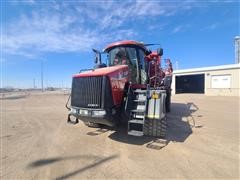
[71,76,103,109]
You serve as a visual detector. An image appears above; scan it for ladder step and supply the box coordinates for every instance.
[134,89,146,94]
[136,104,145,109]
[131,109,145,113]
[129,119,144,124]
[134,99,146,103]
[128,130,144,136]
[135,115,144,119]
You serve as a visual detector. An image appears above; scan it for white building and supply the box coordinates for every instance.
[172,64,240,96]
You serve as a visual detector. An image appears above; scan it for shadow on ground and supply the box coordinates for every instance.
[108,102,202,149]
[56,154,118,180]
[0,92,30,100]
[86,127,111,136]
[0,95,28,100]
[27,154,118,179]
[27,155,100,168]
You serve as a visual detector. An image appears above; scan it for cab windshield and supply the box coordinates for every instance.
[108,47,137,66]
[108,47,138,83]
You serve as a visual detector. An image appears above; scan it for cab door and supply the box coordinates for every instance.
[137,49,147,84]
[124,47,139,84]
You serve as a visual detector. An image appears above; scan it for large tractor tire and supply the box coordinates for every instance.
[143,117,167,138]
[84,122,100,128]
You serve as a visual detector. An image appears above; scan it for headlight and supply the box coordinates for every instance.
[92,110,106,116]
[71,108,77,114]
[79,109,89,115]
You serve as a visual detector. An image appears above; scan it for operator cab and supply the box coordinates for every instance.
[103,40,150,84]
[108,47,139,83]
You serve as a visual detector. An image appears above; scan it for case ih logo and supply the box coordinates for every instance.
[87,104,99,107]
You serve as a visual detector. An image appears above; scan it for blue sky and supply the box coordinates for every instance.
[1,0,239,88]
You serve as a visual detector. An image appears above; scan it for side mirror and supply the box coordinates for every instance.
[94,56,98,64]
[157,48,163,56]
[92,49,101,64]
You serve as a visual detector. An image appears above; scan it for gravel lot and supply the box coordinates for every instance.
[0,92,239,179]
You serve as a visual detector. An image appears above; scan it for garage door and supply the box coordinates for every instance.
[176,74,205,94]
[211,75,231,88]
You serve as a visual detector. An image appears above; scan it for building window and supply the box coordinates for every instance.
[211,75,231,88]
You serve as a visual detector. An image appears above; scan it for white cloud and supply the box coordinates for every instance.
[172,26,183,33]
[200,23,221,31]
[26,0,35,4]
[2,1,198,58]
[9,0,36,5]
[208,23,218,30]
[206,23,218,30]
[172,24,191,33]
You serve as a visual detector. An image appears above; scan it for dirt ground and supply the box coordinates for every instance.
[0,92,239,179]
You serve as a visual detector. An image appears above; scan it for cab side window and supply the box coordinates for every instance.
[138,49,147,84]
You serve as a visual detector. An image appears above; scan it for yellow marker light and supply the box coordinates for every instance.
[151,92,159,99]
[147,115,160,119]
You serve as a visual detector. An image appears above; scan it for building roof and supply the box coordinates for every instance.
[173,63,240,75]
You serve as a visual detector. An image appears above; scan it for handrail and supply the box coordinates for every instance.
[79,69,94,73]
[125,82,132,111]
[65,93,71,110]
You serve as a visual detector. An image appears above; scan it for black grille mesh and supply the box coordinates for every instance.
[71,76,103,109]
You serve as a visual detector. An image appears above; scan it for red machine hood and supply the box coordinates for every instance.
[73,65,128,78]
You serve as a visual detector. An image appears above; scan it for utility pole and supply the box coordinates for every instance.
[175,61,179,70]
[235,36,240,64]
[41,60,44,92]
[33,78,35,89]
